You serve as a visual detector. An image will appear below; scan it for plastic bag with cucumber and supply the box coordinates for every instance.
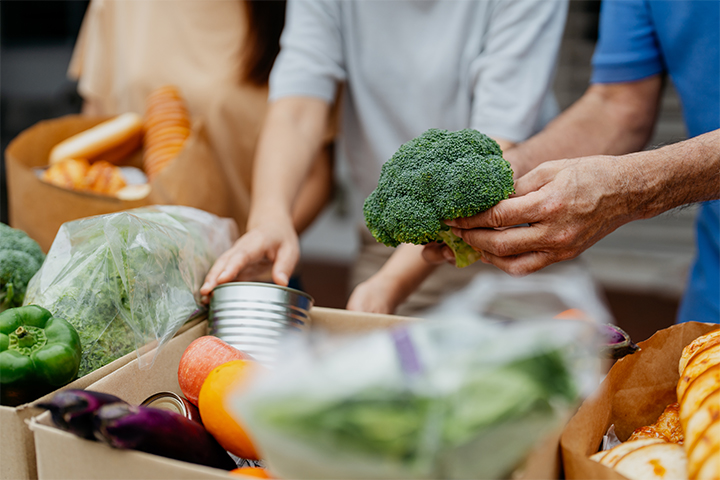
[232,317,600,480]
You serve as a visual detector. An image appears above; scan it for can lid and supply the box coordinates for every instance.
[141,392,188,416]
[212,282,314,305]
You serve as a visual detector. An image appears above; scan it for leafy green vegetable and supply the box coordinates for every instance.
[363,128,515,267]
[24,208,222,377]
[254,349,574,472]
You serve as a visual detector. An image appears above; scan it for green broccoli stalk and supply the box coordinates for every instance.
[363,128,515,267]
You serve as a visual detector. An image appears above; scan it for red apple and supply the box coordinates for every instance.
[178,336,249,406]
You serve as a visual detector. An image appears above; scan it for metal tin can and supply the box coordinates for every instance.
[209,282,314,365]
[141,391,201,423]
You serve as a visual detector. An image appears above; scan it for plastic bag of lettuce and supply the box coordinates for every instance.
[233,317,600,479]
[24,205,237,377]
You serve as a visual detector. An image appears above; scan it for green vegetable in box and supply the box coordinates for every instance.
[23,206,236,377]
[0,305,81,406]
[0,223,45,311]
[234,318,599,480]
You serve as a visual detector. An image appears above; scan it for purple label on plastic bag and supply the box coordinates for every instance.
[391,327,423,376]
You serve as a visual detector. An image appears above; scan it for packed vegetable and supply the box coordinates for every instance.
[23,206,236,376]
[0,223,45,312]
[39,389,237,471]
[0,305,81,406]
[232,317,600,479]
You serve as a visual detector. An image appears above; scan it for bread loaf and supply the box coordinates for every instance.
[678,329,720,480]
[142,85,192,179]
[49,113,143,165]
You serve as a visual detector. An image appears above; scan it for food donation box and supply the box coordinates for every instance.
[29,308,570,480]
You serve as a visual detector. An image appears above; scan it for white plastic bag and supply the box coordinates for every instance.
[24,205,237,376]
[232,317,601,479]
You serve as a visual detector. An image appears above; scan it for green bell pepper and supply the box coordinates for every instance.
[0,305,82,406]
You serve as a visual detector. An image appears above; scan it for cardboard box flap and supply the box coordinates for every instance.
[560,322,719,480]
[30,413,232,480]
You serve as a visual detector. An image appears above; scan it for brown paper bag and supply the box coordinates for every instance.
[5,114,246,252]
[560,322,719,480]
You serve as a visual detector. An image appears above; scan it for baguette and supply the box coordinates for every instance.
[49,113,143,165]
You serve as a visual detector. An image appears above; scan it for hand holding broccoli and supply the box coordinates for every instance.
[363,128,515,268]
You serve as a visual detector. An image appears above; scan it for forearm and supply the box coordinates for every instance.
[249,97,331,229]
[369,244,438,309]
[506,76,662,177]
[291,144,334,234]
[621,129,720,219]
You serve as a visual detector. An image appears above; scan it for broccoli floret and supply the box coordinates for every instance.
[0,250,41,311]
[363,128,515,267]
[0,224,45,311]
[0,223,46,265]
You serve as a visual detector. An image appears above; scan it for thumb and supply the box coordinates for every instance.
[514,161,563,196]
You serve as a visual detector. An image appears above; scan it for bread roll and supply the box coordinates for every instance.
[679,330,720,376]
[596,439,666,468]
[678,343,720,401]
[49,113,143,165]
[629,403,683,444]
[694,449,719,480]
[85,160,127,195]
[42,158,90,190]
[613,443,688,480]
[687,421,719,480]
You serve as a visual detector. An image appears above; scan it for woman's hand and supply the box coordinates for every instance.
[201,216,299,297]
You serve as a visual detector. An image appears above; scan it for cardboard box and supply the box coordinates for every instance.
[29,307,563,480]
[5,114,237,252]
[560,321,719,480]
[0,316,203,480]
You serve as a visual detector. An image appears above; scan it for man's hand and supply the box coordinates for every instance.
[201,217,299,297]
[441,156,636,276]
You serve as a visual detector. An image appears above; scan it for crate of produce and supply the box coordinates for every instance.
[29,307,595,480]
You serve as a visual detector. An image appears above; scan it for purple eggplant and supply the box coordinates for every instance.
[600,324,640,359]
[37,389,127,439]
[93,403,237,471]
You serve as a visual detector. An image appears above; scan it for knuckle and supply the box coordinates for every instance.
[506,263,530,277]
[492,239,512,257]
[489,208,505,228]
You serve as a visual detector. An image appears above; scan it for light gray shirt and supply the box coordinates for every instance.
[270,0,568,199]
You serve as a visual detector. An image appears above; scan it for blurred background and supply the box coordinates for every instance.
[1,1,694,341]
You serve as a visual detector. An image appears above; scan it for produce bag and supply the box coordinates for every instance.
[23,205,237,376]
[232,317,601,479]
[421,263,613,325]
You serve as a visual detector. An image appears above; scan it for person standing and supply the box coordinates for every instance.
[201,0,570,315]
[432,0,720,323]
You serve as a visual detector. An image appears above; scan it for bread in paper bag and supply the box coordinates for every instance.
[677,329,720,480]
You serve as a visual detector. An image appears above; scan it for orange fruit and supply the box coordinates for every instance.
[198,359,260,460]
[229,467,272,478]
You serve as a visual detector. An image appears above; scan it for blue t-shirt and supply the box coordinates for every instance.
[592,0,720,324]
